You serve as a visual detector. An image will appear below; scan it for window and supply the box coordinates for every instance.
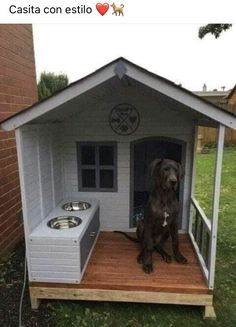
[77,142,117,191]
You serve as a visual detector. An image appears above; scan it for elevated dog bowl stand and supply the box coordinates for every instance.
[29,232,216,319]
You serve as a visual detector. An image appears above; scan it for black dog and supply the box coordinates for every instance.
[115,158,187,273]
[138,158,187,273]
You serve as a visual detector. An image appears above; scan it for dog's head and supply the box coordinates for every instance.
[150,158,184,191]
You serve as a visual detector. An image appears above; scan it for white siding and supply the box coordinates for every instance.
[51,125,63,205]
[61,91,194,230]
[21,127,42,232]
[28,240,81,282]
[19,124,63,233]
[38,128,53,217]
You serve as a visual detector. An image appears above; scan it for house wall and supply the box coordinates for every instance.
[0,25,38,256]
[17,124,63,234]
[61,91,195,231]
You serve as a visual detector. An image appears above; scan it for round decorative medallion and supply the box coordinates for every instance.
[109,103,140,135]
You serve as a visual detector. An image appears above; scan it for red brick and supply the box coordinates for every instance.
[0,177,19,195]
[0,212,21,233]
[0,56,35,78]
[0,225,24,254]
[0,219,22,241]
[0,219,20,240]
[0,186,20,205]
[0,24,37,256]
[0,220,15,234]
[0,138,16,148]
[0,130,15,140]
[0,201,22,223]
[0,154,17,166]
[0,194,21,212]
[0,231,24,258]
[0,162,19,178]
[0,218,22,242]
[0,148,15,159]
[0,231,24,256]
[0,171,19,186]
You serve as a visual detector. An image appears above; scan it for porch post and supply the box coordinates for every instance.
[188,125,198,233]
[208,124,225,289]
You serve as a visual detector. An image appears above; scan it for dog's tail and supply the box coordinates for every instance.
[120,4,124,8]
[113,230,139,243]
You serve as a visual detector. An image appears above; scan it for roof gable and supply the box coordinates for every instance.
[1,57,236,130]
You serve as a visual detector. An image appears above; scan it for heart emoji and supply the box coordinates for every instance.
[96,3,109,16]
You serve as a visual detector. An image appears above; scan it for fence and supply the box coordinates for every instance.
[198,103,236,149]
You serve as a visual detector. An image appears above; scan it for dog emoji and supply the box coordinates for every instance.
[111,3,124,16]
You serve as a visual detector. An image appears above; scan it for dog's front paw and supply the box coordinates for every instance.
[137,253,143,264]
[143,264,153,274]
[174,253,187,264]
[162,253,172,263]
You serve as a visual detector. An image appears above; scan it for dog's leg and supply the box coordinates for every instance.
[140,227,154,273]
[137,240,154,273]
[154,231,172,263]
[137,250,144,264]
[170,221,187,264]
[155,246,172,263]
[142,247,153,273]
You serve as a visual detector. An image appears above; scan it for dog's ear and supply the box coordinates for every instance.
[149,159,162,177]
[177,163,185,180]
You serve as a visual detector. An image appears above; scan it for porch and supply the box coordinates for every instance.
[29,231,214,318]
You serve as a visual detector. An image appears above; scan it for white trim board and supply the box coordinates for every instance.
[1,59,235,131]
[125,64,235,129]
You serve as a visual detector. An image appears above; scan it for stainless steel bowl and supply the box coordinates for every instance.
[47,216,82,229]
[62,201,91,211]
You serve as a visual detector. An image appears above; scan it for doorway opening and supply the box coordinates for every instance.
[130,138,185,227]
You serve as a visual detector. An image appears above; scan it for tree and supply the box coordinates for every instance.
[37,72,69,100]
[198,24,232,39]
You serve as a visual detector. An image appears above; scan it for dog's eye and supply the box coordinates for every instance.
[164,167,169,171]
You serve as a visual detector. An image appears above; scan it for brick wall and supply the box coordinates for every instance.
[0,25,38,257]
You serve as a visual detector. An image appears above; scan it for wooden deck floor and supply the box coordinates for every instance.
[78,232,210,294]
[29,232,214,313]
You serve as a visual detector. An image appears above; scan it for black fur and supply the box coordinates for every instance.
[115,158,187,274]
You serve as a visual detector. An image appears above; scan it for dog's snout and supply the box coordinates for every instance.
[169,174,177,182]
[168,174,178,187]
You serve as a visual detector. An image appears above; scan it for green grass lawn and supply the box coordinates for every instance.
[49,148,236,327]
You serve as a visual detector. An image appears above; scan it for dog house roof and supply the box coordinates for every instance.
[1,57,236,131]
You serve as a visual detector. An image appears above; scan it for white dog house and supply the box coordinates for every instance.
[1,58,235,318]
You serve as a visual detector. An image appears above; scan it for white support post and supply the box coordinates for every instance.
[15,128,31,280]
[189,125,199,234]
[208,124,225,289]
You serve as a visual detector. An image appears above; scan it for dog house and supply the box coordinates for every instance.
[1,58,236,318]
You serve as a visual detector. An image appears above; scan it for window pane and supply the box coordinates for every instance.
[81,146,95,165]
[99,146,114,165]
[100,169,114,188]
[82,169,96,188]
